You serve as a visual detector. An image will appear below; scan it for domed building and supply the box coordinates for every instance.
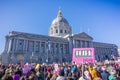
[49,10,72,37]
[1,10,118,64]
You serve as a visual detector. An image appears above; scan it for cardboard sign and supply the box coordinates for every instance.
[54,64,59,75]
[72,48,95,63]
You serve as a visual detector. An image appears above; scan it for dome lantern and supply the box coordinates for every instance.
[57,10,62,17]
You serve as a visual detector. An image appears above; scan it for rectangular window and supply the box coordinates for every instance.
[41,42,45,53]
[65,30,67,33]
[35,41,40,52]
[60,29,62,33]
[56,30,58,33]
[18,39,24,51]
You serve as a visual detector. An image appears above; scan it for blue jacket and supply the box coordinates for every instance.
[101,71,110,80]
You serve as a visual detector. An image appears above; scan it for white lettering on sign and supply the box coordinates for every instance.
[75,50,92,58]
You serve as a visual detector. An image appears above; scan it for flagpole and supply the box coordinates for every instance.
[30,52,34,63]
[46,39,50,64]
[82,58,84,78]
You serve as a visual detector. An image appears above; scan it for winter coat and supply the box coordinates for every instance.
[109,74,116,80]
[101,71,110,80]
[91,69,100,79]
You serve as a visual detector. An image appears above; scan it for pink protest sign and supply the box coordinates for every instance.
[72,48,95,63]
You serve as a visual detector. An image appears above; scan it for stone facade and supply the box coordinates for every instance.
[118,48,120,56]
[2,31,69,63]
[93,42,118,61]
[1,10,118,64]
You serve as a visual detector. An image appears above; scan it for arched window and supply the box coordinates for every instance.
[56,29,58,33]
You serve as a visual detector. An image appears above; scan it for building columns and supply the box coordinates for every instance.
[80,41,83,48]
[39,41,41,53]
[25,40,28,52]
[7,38,12,53]
[23,40,26,52]
[4,37,9,52]
[33,41,36,52]
[15,39,19,51]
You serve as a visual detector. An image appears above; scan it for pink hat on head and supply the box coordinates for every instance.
[101,66,106,71]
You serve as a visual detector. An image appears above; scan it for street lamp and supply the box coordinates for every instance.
[30,52,34,63]
[46,39,50,63]
[30,56,33,63]
[10,56,12,64]
[60,46,63,62]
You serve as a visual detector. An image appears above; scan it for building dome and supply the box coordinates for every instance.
[49,10,72,37]
[52,10,69,25]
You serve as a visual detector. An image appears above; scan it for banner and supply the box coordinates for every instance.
[72,48,95,63]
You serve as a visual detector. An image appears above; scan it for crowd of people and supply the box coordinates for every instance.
[0,61,120,80]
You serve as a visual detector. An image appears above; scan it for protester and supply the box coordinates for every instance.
[0,61,120,80]
[101,66,110,80]
[56,70,65,80]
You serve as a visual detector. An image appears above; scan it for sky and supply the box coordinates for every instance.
[0,0,120,53]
